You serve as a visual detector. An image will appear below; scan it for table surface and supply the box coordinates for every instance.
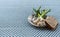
[0,0,60,37]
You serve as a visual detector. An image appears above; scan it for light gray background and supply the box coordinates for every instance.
[0,0,60,37]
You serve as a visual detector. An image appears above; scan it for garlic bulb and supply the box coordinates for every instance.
[28,15,46,27]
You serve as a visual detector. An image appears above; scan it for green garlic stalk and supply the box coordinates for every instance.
[33,6,51,20]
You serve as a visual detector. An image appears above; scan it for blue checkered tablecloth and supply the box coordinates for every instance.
[0,0,60,37]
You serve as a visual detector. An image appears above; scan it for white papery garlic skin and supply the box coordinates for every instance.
[28,15,46,27]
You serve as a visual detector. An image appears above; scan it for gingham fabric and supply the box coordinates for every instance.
[0,0,60,37]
